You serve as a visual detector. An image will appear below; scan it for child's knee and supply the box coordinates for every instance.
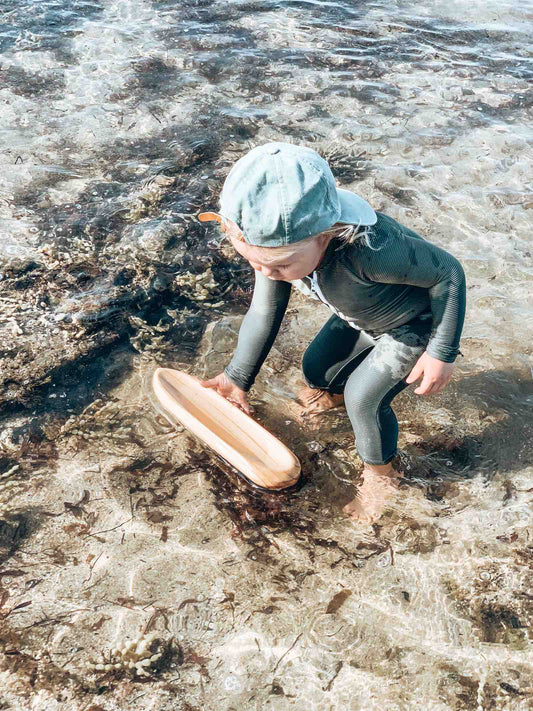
[301,352,328,389]
[344,383,374,418]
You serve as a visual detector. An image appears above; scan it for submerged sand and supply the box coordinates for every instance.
[1,302,531,710]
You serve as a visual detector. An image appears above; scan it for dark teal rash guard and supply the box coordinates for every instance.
[223,210,467,393]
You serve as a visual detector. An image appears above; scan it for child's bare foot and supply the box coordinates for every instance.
[343,463,403,524]
[287,387,345,427]
[297,386,345,413]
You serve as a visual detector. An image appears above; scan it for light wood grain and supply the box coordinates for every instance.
[151,368,301,490]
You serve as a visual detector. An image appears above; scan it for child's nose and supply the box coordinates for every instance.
[261,265,275,277]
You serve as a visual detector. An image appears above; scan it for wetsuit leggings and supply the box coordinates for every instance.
[301,310,434,465]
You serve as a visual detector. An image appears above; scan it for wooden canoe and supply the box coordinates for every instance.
[151,368,301,491]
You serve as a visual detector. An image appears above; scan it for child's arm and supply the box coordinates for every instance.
[223,270,292,392]
[359,228,466,364]
[358,227,466,394]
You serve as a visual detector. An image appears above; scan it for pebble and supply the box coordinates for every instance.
[376,554,391,568]
[224,674,242,691]
[307,441,326,453]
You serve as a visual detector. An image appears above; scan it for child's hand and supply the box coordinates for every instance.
[196,372,252,415]
[405,352,454,395]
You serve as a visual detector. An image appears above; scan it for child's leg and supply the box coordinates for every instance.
[291,314,376,419]
[342,314,433,522]
[299,313,376,402]
[343,315,432,464]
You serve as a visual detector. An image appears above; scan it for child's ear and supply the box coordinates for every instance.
[318,231,333,248]
[225,220,246,242]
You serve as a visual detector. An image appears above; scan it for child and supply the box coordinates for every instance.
[198,142,466,524]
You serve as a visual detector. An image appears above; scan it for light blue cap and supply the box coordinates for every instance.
[218,141,377,247]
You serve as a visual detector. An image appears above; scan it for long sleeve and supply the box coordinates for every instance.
[223,270,292,391]
[356,226,466,362]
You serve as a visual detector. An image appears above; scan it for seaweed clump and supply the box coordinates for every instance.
[86,631,175,678]
[190,449,318,561]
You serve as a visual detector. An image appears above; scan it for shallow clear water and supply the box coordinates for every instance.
[0,1,531,709]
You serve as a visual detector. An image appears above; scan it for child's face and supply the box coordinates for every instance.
[229,232,332,281]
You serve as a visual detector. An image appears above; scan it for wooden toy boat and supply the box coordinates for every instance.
[151,368,301,492]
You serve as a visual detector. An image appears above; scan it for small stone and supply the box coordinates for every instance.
[307,441,325,453]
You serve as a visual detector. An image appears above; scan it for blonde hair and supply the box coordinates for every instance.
[221,219,377,262]
[321,221,378,251]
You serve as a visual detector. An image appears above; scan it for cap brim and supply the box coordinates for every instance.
[198,212,222,223]
[198,211,247,242]
[336,188,377,226]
